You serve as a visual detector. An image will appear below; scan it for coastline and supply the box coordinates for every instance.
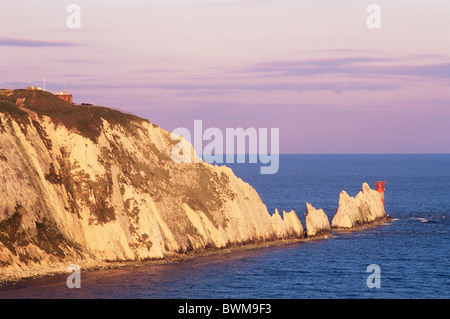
[0,237,305,285]
[1,217,393,285]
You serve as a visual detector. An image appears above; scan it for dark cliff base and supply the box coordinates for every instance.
[331,215,393,232]
[0,237,307,284]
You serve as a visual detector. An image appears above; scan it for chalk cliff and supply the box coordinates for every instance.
[272,209,305,239]
[304,203,332,238]
[0,89,304,281]
[331,183,391,230]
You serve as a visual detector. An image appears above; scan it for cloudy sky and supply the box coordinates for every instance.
[1,0,449,153]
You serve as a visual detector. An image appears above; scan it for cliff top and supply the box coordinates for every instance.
[0,88,149,142]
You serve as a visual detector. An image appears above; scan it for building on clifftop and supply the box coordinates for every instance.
[56,90,73,104]
[27,86,42,91]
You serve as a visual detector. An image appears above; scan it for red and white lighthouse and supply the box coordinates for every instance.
[374,181,386,206]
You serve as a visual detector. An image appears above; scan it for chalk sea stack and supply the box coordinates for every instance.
[304,203,332,238]
[331,182,392,230]
[0,89,304,281]
[272,209,305,239]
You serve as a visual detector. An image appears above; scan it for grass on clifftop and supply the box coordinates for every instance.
[1,89,148,142]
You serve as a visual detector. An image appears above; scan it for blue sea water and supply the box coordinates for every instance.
[1,154,449,299]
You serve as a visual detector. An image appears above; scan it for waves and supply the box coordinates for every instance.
[408,214,447,224]
[410,217,431,223]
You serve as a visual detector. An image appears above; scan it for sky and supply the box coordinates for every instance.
[1,0,449,153]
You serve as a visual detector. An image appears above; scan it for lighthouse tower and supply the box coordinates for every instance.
[374,181,386,206]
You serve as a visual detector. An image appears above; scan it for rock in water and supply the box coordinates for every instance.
[0,89,304,281]
[272,209,305,239]
[304,203,332,238]
[331,182,390,230]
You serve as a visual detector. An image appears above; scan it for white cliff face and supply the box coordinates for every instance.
[331,183,387,229]
[304,203,332,238]
[0,90,304,281]
[271,209,305,239]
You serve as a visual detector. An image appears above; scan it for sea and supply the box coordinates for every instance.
[0,154,449,299]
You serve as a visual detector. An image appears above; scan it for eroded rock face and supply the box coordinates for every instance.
[331,183,389,230]
[304,203,332,238]
[0,90,304,281]
[272,209,305,239]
